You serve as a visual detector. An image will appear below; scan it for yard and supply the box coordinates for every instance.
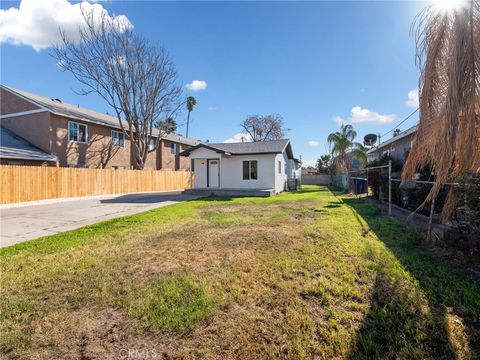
[1,186,479,359]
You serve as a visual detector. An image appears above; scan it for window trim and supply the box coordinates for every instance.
[242,160,258,180]
[111,130,125,148]
[170,142,178,155]
[278,160,281,174]
[68,121,88,144]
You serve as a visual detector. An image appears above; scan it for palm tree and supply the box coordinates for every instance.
[327,124,366,172]
[186,96,197,137]
[164,117,177,134]
[402,1,480,221]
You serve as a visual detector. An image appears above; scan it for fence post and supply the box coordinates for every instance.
[388,160,392,216]
[366,168,369,198]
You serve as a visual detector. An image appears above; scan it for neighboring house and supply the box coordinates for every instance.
[0,85,200,169]
[180,139,301,196]
[366,125,418,163]
[302,166,318,175]
[0,126,57,166]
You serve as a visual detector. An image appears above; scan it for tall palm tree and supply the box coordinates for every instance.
[327,124,366,172]
[186,96,197,137]
[402,0,480,221]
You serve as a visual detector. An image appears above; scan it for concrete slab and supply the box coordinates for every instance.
[0,191,201,248]
[184,188,275,197]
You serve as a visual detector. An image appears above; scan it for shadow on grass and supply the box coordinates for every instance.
[324,204,341,208]
[294,186,330,194]
[187,196,234,202]
[342,197,480,359]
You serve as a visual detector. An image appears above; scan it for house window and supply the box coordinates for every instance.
[68,121,87,143]
[148,138,156,151]
[242,160,258,180]
[111,130,124,147]
[278,161,281,174]
[170,143,178,155]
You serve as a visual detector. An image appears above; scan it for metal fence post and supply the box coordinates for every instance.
[388,160,392,216]
[366,168,369,198]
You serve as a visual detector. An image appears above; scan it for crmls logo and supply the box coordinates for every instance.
[118,348,158,359]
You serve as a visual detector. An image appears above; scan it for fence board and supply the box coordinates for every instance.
[0,165,192,204]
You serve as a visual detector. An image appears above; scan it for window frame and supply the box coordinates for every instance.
[111,130,125,148]
[242,160,258,180]
[170,142,178,155]
[68,121,88,144]
[278,160,282,174]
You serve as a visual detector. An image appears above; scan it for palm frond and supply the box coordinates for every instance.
[402,0,480,220]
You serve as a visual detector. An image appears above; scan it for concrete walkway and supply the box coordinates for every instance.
[0,192,200,248]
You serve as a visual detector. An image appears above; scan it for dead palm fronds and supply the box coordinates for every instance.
[402,0,480,220]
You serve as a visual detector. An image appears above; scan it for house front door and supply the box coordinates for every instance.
[207,159,220,187]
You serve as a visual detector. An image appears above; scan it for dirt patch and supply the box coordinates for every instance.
[31,308,165,360]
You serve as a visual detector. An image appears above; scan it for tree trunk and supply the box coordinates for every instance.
[186,111,191,137]
[426,196,436,245]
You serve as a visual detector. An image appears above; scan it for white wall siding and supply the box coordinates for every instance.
[193,159,207,188]
[221,154,275,189]
[186,146,298,193]
[189,147,222,159]
[190,148,221,188]
[274,153,288,193]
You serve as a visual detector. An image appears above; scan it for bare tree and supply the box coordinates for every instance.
[240,114,285,142]
[52,9,182,169]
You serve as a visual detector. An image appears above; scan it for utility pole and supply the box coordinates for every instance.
[388,160,392,216]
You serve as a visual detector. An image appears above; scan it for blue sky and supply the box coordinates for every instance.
[0,0,426,166]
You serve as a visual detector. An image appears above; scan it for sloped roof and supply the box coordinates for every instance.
[366,125,418,155]
[0,126,57,162]
[180,139,295,158]
[1,85,200,146]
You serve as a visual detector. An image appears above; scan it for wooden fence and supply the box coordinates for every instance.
[0,165,192,204]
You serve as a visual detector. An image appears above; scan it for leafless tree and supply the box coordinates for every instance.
[52,8,182,169]
[240,114,285,142]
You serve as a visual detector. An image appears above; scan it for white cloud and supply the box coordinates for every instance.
[207,106,217,111]
[406,88,419,109]
[224,132,252,143]
[349,106,396,124]
[332,107,396,126]
[332,116,349,126]
[308,140,321,148]
[0,0,132,51]
[186,80,207,92]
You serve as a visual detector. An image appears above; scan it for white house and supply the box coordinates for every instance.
[180,139,301,196]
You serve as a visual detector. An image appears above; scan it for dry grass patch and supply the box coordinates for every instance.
[1,186,479,359]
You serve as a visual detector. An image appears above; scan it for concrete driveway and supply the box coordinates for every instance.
[0,192,200,248]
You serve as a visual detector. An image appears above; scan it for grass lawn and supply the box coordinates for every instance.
[1,186,479,359]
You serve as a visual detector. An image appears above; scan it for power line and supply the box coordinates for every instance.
[381,108,419,138]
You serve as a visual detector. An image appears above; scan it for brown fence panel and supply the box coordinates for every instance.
[0,165,192,204]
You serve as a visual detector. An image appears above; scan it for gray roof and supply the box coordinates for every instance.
[1,85,200,146]
[180,139,295,158]
[366,125,418,155]
[0,126,57,162]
